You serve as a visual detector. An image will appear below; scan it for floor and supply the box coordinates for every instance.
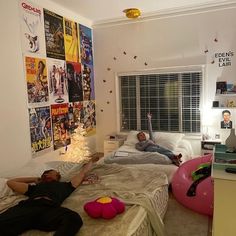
[164,193,212,236]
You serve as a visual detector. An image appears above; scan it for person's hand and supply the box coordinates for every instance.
[147,113,152,120]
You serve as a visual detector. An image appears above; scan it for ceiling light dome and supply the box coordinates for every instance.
[123,8,141,19]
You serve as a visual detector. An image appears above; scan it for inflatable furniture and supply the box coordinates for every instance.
[171,154,213,216]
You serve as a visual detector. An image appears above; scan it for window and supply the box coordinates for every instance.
[119,70,202,133]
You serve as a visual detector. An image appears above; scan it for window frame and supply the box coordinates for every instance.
[116,66,205,134]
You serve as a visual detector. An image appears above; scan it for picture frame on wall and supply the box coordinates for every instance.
[216,81,227,94]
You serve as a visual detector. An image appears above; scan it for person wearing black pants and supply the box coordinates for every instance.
[0,160,93,236]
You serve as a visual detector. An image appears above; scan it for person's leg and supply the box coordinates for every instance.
[35,206,83,236]
[146,145,182,166]
[0,201,43,235]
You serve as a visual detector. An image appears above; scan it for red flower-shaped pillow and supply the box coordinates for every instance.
[84,196,125,219]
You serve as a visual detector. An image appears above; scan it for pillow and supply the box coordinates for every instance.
[124,130,149,146]
[153,132,184,151]
[1,162,52,179]
[84,196,125,219]
[0,178,14,198]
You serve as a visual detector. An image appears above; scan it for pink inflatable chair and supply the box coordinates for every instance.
[171,154,213,216]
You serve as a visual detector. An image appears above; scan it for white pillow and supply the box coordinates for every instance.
[153,132,184,151]
[0,178,14,198]
[124,130,149,146]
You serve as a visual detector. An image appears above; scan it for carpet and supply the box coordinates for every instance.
[163,194,212,236]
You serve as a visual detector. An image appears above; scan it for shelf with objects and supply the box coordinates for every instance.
[212,81,236,109]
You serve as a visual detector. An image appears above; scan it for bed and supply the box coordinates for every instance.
[101,131,194,182]
[0,159,169,236]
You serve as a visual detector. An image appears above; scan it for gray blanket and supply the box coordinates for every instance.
[104,151,172,165]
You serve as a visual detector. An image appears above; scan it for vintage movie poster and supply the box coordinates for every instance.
[25,56,49,106]
[29,106,52,154]
[51,103,71,150]
[79,24,93,65]
[82,63,95,100]
[19,0,46,55]
[67,61,83,102]
[47,58,68,104]
[83,100,96,136]
[68,102,83,133]
[44,9,65,60]
[64,18,80,62]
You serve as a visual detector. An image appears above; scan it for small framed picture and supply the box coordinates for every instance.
[216,81,227,94]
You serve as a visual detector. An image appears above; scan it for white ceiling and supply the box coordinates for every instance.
[49,0,235,25]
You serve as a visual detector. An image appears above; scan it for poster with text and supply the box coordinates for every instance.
[51,103,71,150]
[82,63,95,100]
[44,9,65,60]
[29,106,52,154]
[19,0,46,55]
[79,24,93,65]
[83,100,96,136]
[68,102,83,133]
[67,61,83,102]
[47,58,68,104]
[25,56,49,106]
[64,18,80,63]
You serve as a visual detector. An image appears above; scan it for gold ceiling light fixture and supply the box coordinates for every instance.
[123,8,141,19]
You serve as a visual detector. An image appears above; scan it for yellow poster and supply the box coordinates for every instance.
[25,56,49,105]
[64,18,79,62]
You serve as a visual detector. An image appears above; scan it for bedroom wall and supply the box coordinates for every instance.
[93,5,236,155]
[0,0,95,174]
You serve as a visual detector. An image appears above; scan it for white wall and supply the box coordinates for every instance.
[0,0,95,174]
[93,5,236,154]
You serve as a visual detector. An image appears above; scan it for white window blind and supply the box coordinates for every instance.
[119,71,202,133]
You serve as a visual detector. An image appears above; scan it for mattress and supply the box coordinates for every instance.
[1,161,169,236]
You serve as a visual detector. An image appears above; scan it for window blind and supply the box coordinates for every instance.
[120,71,202,133]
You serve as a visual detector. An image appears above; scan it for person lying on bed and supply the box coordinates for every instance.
[135,113,182,166]
[0,159,94,236]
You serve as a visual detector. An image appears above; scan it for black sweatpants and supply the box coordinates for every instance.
[0,199,83,236]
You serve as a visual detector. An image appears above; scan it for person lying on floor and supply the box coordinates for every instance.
[0,159,95,236]
[135,113,182,166]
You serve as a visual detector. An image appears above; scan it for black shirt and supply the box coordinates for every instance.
[25,181,75,206]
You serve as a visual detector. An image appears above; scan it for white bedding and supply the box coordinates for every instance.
[101,131,194,183]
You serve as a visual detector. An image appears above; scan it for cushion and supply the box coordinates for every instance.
[84,196,125,219]
[124,130,184,151]
[153,132,184,151]
[124,130,149,146]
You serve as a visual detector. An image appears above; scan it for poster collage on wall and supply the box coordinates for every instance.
[19,0,96,155]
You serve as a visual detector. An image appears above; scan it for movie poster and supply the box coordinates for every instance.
[64,18,80,62]
[82,63,95,100]
[44,9,65,60]
[67,61,83,102]
[79,24,93,65]
[47,58,68,104]
[83,100,96,136]
[25,56,49,106]
[51,103,71,150]
[19,0,46,55]
[29,106,52,154]
[68,102,83,133]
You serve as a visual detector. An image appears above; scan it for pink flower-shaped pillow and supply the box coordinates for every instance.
[84,196,125,219]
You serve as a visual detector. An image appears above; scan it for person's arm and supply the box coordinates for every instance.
[7,177,40,195]
[147,113,154,141]
[70,160,93,188]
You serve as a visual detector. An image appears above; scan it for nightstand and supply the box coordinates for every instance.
[104,139,124,156]
[201,140,222,155]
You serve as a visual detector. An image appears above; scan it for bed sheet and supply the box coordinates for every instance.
[0,162,169,236]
